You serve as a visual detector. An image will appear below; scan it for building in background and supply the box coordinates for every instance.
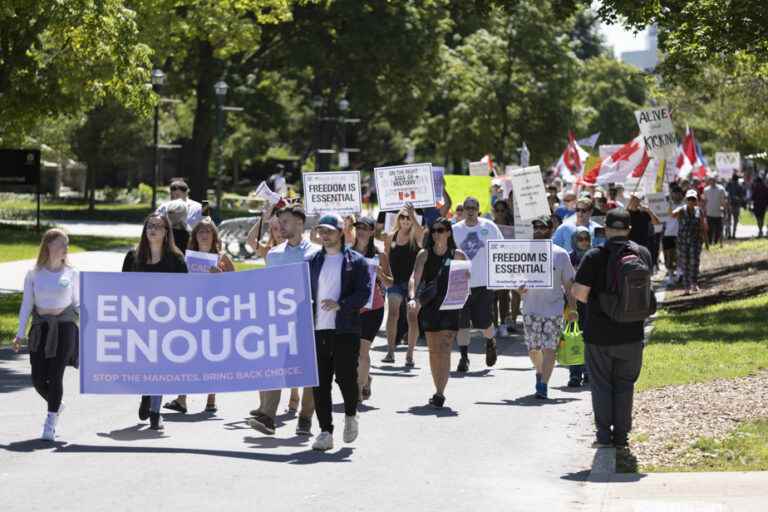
[619,24,658,72]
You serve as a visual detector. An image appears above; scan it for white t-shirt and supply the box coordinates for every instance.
[315,253,344,330]
[452,217,503,288]
[521,244,575,317]
[664,200,682,236]
[156,198,203,229]
[17,267,80,338]
[704,185,727,217]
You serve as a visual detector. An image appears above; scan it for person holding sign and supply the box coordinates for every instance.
[309,214,372,451]
[246,208,285,259]
[352,217,392,402]
[410,218,467,408]
[164,217,234,415]
[452,197,503,372]
[382,205,423,366]
[519,216,577,399]
[122,214,189,430]
[12,229,80,442]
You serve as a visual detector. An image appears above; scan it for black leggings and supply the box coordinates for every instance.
[313,331,360,434]
[29,323,77,413]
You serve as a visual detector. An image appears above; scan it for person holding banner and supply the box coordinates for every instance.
[122,214,189,430]
[309,214,371,451]
[382,205,423,366]
[164,217,234,415]
[519,216,577,399]
[672,190,708,295]
[12,229,79,441]
[452,197,502,372]
[410,218,467,408]
[352,217,392,402]
[249,205,319,437]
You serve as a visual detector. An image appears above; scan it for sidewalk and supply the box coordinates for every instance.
[0,250,127,292]
[1,219,143,238]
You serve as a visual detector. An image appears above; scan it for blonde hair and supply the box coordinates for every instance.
[389,207,419,249]
[36,229,70,269]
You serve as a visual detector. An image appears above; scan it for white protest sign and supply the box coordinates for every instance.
[487,239,553,289]
[512,201,534,239]
[303,171,361,215]
[635,106,677,160]
[469,161,489,177]
[383,212,422,233]
[374,163,436,211]
[184,250,220,274]
[508,165,550,221]
[646,192,671,222]
[504,165,521,176]
[440,259,472,310]
[364,257,379,309]
[715,152,741,180]
[254,181,282,204]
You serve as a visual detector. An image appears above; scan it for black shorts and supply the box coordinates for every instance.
[458,286,495,330]
[662,236,677,251]
[360,307,385,341]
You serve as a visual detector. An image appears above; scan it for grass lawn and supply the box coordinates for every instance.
[0,225,138,263]
[638,292,768,392]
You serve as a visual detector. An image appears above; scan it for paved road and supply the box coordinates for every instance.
[0,251,128,293]
[1,219,144,238]
[0,333,597,512]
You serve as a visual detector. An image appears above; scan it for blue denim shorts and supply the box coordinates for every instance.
[386,282,409,298]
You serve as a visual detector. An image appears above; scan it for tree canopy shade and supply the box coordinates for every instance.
[595,0,768,79]
[0,1,152,141]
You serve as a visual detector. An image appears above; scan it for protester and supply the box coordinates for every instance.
[554,191,577,220]
[249,205,319,436]
[626,192,660,253]
[12,229,79,441]
[519,216,577,399]
[553,197,601,252]
[164,217,234,415]
[491,199,519,336]
[451,204,464,224]
[352,216,392,402]
[122,214,188,430]
[750,175,768,237]
[410,218,467,407]
[703,176,728,246]
[567,226,591,387]
[663,187,684,286]
[156,179,203,230]
[452,197,502,372]
[309,214,371,451]
[725,174,746,239]
[382,204,422,366]
[164,199,191,252]
[246,210,284,259]
[572,208,652,448]
[672,189,708,294]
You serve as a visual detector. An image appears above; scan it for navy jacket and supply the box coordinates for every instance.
[309,245,372,334]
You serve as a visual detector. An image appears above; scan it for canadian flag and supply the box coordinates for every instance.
[555,131,589,183]
[581,135,650,185]
[676,126,709,179]
[481,154,495,175]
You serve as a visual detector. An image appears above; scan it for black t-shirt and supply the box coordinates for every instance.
[628,210,653,251]
[574,238,649,346]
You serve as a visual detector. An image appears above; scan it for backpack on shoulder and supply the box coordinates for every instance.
[598,241,657,322]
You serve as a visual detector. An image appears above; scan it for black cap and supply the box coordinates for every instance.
[605,208,631,230]
[354,216,375,229]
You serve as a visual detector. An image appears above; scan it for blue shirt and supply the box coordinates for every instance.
[265,239,320,268]
[553,221,603,253]
[554,206,575,220]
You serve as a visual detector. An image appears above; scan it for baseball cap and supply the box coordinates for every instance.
[685,189,698,199]
[317,213,343,231]
[531,215,553,228]
[629,191,644,200]
[354,216,375,229]
[605,208,631,230]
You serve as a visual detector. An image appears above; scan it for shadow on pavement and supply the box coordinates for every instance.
[550,385,591,394]
[96,424,169,441]
[560,469,591,482]
[52,443,355,464]
[0,439,67,452]
[395,405,459,417]
[330,402,379,413]
[475,395,580,407]
[368,371,417,378]
[243,435,311,450]
[0,348,33,394]
[162,411,223,423]
[496,367,534,372]
[449,369,493,378]
[222,419,254,431]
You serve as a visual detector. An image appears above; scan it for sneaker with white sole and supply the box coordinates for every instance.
[312,431,334,451]
[343,415,359,443]
[41,412,57,441]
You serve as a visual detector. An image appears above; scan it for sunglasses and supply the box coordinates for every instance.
[463,205,478,211]
[575,236,590,242]
[354,224,372,230]
[170,185,188,192]
[686,197,697,202]
[494,208,507,213]
[398,215,410,220]
[575,208,591,213]
[432,227,449,234]
[532,224,549,231]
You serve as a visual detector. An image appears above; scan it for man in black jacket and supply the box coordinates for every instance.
[572,208,650,448]
[309,214,371,451]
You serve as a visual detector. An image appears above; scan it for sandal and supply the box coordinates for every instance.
[163,399,187,414]
[205,403,218,413]
[381,354,395,363]
[405,357,415,368]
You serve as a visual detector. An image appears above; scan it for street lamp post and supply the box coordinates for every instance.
[214,80,228,209]
[150,69,166,211]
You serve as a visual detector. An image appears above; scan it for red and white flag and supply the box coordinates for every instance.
[555,131,589,183]
[676,126,709,179]
[581,135,649,185]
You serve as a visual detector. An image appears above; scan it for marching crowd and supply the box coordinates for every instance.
[10,170,762,451]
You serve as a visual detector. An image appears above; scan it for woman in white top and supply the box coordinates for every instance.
[12,229,80,442]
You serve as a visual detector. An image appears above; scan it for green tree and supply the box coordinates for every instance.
[0,1,152,141]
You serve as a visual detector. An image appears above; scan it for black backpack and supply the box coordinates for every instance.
[598,241,656,323]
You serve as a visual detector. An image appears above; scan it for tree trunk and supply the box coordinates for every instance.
[188,40,220,204]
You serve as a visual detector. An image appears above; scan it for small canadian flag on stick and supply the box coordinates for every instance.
[398,190,416,201]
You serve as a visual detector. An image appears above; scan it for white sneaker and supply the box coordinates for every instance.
[41,412,57,441]
[312,431,334,451]
[343,415,359,443]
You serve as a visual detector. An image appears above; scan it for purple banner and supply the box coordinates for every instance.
[79,263,318,394]
[433,166,445,203]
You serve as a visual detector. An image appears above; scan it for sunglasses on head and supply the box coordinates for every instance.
[170,185,188,192]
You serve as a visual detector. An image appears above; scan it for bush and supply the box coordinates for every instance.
[138,183,153,203]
